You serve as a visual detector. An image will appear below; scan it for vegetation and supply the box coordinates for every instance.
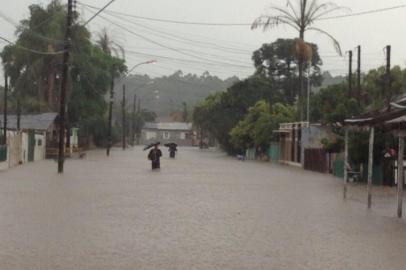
[116,71,238,117]
[193,73,287,153]
[252,38,323,104]
[1,0,126,146]
[310,65,406,164]
[229,101,295,152]
[251,0,346,119]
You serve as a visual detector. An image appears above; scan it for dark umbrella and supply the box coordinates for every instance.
[164,143,178,148]
[143,142,160,151]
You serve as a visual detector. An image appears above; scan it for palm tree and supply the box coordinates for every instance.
[252,0,348,120]
[97,28,125,59]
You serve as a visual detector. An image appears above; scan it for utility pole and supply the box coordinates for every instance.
[357,45,361,105]
[385,45,391,109]
[307,65,311,123]
[57,0,73,173]
[348,50,353,98]
[3,73,8,145]
[122,84,126,150]
[106,72,114,156]
[136,97,141,145]
[132,94,136,146]
[17,98,21,131]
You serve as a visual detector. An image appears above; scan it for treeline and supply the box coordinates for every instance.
[193,38,406,159]
[115,71,238,117]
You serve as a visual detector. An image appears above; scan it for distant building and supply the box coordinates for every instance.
[141,122,193,146]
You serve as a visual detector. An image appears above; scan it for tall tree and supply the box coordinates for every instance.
[1,0,126,146]
[252,0,346,120]
[252,38,323,104]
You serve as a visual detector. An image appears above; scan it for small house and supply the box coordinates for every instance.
[141,122,193,146]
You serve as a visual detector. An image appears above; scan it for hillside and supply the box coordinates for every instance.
[114,71,239,118]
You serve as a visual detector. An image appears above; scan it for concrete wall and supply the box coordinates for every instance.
[302,125,332,149]
[0,131,22,171]
[0,130,46,171]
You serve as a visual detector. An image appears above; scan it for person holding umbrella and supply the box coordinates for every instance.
[145,142,162,170]
[164,143,178,158]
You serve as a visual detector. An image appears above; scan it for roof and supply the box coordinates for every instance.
[144,122,192,131]
[0,113,58,131]
[344,108,406,127]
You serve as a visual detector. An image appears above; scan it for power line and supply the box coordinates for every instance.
[0,11,66,44]
[83,0,118,26]
[98,13,253,64]
[78,1,406,26]
[319,3,406,21]
[78,1,250,26]
[92,12,253,69]
[0,35,66,55]
[98,9,253,55]
[124,49,253,70]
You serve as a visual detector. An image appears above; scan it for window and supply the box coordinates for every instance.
[179,132,186,140]
[163,132,170,140]
[37,139,42,146]
[146,131,157,140]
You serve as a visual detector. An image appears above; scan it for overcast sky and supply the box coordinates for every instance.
[1,0,406,80]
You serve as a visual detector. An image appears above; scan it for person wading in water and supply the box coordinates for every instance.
[148,144,162,170]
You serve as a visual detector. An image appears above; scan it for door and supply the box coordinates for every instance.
[28,131,35,162]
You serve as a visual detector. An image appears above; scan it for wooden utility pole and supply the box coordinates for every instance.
[132,94,136,146]
[122,84,126,150]
[343,128,349,199]
[397,135,404,218]
[57,0,73,173]
[348,50,353,98]
[17,98,21,131]
[136,97,141,145]
[3,73,8,145]
[385,45,391,108]
[106,72,114,156]
[357,46,361,105]
[367,127,375,209]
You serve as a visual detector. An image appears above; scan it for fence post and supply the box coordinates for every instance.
[367,127,375,209]
[397,136,404,218]
[344,128,349,199]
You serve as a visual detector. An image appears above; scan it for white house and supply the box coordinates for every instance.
[0,113,58,170]
[141,122,193,146]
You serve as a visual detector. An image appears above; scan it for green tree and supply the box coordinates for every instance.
[1,0,126,146]
[252,38,323,104]
[193,75,285,153]
[363,66,406,110]
[310,83,360,125]
[252,0,346,119]
[230,101,295,151]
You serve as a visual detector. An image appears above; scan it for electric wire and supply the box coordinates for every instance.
[78,1,406,26]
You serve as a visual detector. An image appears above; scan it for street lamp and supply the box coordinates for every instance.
[107,60,156,155]
[126,60,157,76]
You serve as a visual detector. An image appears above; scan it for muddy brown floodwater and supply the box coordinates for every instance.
[0,147,405,269]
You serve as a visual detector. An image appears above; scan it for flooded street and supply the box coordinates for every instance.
[0,147,405,269]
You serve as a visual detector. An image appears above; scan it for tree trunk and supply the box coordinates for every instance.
[298,29,305,121]
[47,70,55,108]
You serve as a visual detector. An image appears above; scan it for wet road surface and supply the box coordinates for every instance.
[0,147,405,270]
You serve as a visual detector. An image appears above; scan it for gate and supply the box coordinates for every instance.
[304,148,328,173]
